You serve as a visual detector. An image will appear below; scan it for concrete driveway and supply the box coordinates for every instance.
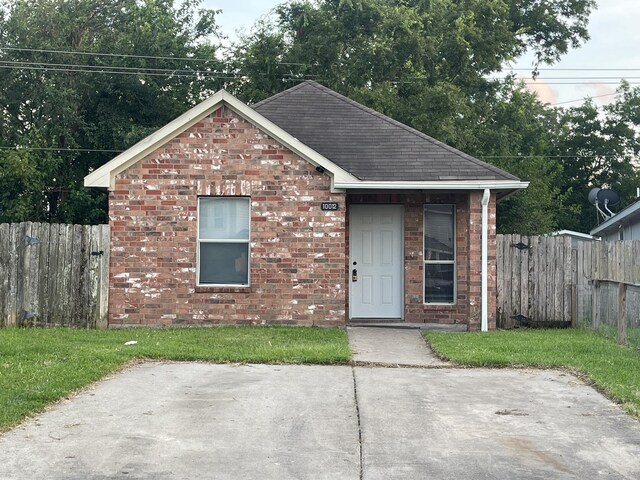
[1,362,639,479]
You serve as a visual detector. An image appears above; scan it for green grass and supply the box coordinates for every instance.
[424,328,640,418]
[0,326,350,432]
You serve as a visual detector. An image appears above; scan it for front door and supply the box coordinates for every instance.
[349,204,403,319]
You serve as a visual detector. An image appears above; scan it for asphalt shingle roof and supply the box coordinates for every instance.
[253,81,519,182]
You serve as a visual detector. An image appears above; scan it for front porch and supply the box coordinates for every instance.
[344,191,497,330]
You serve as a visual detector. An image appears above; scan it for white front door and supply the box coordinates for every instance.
[349,204,403,319]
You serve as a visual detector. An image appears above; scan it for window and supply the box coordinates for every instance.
[424,204,455,303]
[198,197,250,286]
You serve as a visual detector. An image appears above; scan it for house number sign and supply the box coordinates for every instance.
[320,202,339,211]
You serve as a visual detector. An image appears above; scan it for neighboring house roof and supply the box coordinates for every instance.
[550,230,598,241]
[254,81,523,189]
[590,198,640,237]
[85,83,528,194]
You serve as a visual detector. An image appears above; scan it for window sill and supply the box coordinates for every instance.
[196,285,252,294]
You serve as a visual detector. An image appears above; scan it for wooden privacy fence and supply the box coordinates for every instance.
[497,235,640,347]
[590,240,640,346]
[0,222,109,328]
[497,235,582,329]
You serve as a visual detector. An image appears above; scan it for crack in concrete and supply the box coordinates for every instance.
[351,366,364,480]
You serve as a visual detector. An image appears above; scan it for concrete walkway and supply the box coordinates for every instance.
[347,326,449,367]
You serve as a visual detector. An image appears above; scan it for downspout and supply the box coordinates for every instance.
[481,189,490,332]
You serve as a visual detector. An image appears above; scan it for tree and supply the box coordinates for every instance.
[231,0,596,233]
[0,0,224,224]
[552,82,640,233]
[466,82,571,234]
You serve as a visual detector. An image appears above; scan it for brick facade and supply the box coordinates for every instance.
[109,106,346,326]
[108,106,497,328]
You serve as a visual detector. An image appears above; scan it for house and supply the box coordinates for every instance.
[590,197,640,241]
[550,230,598,248]
[84,81,528,330]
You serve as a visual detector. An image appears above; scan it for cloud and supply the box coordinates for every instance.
[518,76,559,104]
[590,83,617,98]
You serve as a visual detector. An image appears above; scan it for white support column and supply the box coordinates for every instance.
[481,189,490,332]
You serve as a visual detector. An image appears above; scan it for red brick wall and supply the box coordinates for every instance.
[109,105,347,326]
[349,192,497,329]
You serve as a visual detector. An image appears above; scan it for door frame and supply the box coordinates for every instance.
[348,204,405,320]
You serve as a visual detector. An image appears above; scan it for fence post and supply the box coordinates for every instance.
[591,280,599,330]
[570,247,578,327]
[571,284,577,327]
[618,282,627,345]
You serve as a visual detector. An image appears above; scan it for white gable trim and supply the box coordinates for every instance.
[84,89,359,190]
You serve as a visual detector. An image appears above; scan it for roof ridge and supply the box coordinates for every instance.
[252,81,314,108]
[301,82,518,181]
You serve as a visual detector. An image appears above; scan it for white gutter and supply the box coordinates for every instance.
[481,188,490,332]
[333,180,529,190]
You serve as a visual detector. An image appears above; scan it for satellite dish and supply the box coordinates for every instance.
[590,187,620,222]
[588,187,601,205]
[597,188,620,206]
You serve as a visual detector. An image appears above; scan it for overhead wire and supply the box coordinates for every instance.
[0,46,217,63]
[550,93,619,106]
[0,145,631,160]
[0,146,123,153]
[1,46,638,82]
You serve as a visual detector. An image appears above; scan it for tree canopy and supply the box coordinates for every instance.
[0,0,223,224]
[3,0,640,236]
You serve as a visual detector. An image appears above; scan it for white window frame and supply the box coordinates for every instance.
[197,196,251,287]
[423,204,456,305]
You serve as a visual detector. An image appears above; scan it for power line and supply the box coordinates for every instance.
[0,64,240,79]
[0,146,633,159]
[0,63,636,85]
[481,154,636,159]
[550,93,619,106]
[5,48,640,71]
[0,146,123,153]
[0,46,217,63]
[520,82,640,85]
[0,62,320,81]
[508,67,640,71]
[0,46,312,68]
[0,59,219,75]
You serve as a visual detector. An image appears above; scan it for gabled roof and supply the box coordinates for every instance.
[254,81,523,189]
[84,89,359,190]
[85,83,528,194]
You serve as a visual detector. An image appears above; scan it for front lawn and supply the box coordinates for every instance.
[0,326,350,432]
[424,329,640,418]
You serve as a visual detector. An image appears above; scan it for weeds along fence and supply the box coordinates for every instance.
[497,235,640,348]
[0,222,109,328]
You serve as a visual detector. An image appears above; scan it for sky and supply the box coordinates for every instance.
[204,0,640,108]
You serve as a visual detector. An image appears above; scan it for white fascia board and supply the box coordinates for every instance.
[333,180,530,190]
[84,90,359,190]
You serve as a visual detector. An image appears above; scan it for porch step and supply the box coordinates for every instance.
[348,322,467,332]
